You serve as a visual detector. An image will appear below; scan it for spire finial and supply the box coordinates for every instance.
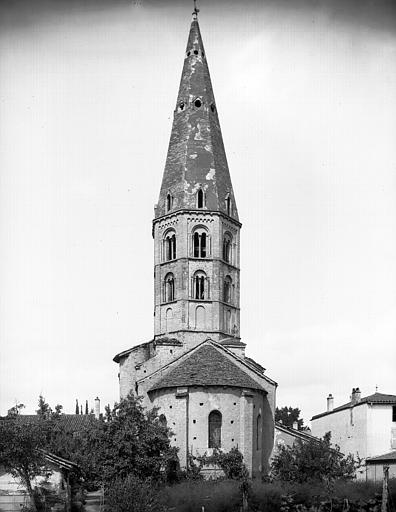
[192,0,199,20]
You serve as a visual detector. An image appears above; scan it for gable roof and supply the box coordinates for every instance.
[149,344,267,393]
[8,414,96,432]
[366,451,396,463]
[311,392,396,420]
[275,422,320,444]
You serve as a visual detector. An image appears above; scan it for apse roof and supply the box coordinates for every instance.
[148,344,266,393]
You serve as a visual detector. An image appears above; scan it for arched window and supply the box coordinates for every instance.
[197,188,204,209]
[192,227,209,258]
[164,274,175,302]
[164,231,176,261]
[193,271,207,300]
[223,276,232,303]
[222,233,232,263]
[208,410,222,448]
[256,414,262,451]
[226,195,232,216]
[166,193,173,212]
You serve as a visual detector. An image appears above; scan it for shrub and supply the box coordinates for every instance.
[198,447,248,479]
[105,475,164,512]
[160,479,241,512]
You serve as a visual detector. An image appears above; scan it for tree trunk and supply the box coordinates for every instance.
[20,471,37,512]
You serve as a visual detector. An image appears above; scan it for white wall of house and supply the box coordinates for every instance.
[311,405,368,459]
[367,404,396,456]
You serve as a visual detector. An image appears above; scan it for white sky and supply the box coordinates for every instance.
[1,0,395,423]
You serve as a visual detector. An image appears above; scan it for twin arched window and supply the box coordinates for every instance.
[193,231,206,257]
[164,273,175,302]
[208,410,222,448]
[223,233,232,263]
[193,271,207,300]
[164,231,176,261]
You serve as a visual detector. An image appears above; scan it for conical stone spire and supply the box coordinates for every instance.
[156,15,238,221]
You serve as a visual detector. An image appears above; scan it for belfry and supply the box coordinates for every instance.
[153,8,242,352]
[114,8,277,477]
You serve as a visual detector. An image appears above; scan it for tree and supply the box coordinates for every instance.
[0,416,50,511]
[275,406,304,430]
[36,394,52,418]
[75,399,79,415]
[271,432,359,484]
[85,400,89,415]
[77,392,178,487]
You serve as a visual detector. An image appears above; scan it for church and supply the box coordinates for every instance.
[113,9,277,477]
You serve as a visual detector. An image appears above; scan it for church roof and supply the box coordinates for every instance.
[148,344,266,393]
[155,15,239,221]
[311,392,396,420]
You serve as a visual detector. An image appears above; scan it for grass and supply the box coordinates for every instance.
[159,478,396,512]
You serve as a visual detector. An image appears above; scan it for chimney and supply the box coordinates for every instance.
[327,394,334,412]
[292,421,298,430]
[94,397,100,420]
[351,387,361,404]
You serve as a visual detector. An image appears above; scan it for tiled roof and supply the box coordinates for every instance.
[311,392,396,420]
[367,451,396,463]
[9,414,96,432]
[149,344,266,393]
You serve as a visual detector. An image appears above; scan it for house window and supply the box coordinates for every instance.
[208,410,222,448]
[193,271,207,300]
[393,406,396,422]
[223,276,232,303]
[197,189,204,208]
[164,274,175,302]
[222,233,232,263]
[164,231,176,261]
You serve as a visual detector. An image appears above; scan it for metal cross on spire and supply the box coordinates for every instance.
[192,0,199,19]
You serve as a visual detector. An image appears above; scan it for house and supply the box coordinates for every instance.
[0,451,79,512]
[311,388,396,479]
[366,451,396,483]
[113,8,278,478]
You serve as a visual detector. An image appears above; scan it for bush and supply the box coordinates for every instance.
[105,475,164,512]
[160,479,241,512]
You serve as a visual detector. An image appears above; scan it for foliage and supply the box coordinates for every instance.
[0,415,50,511]
[201,447,248,479]
[105,475,164,512]
[271,432,359,484]
[160,479,241,512]
[275,406,304,430]
[75,392,178,486]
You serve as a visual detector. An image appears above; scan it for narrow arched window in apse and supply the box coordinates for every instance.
[208,410,222,448]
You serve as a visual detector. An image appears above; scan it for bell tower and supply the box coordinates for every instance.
[153,9,243,350]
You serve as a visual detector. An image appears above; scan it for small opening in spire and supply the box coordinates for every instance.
[178,101,185,112]
[187,51,191,57]
[197,188,204,208]
[194,98,202,108]
[194,50,198,55]
[210,104,216,113]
